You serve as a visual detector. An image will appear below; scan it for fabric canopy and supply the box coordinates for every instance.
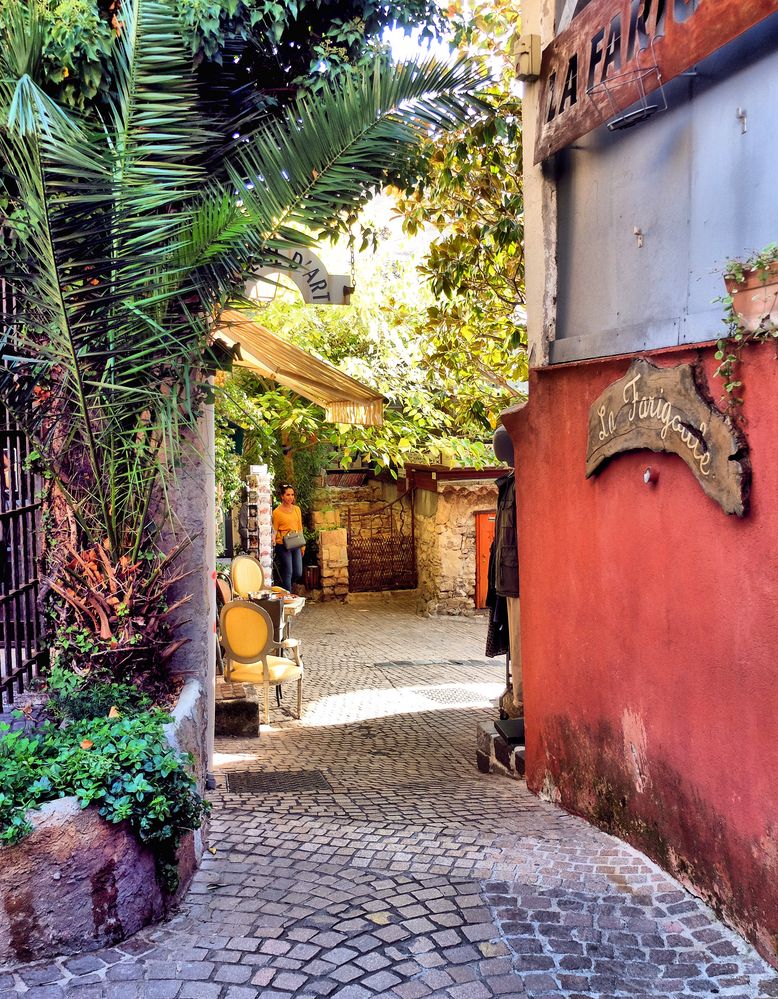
[217,309,384,427]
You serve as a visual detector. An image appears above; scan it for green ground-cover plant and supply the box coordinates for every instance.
[44,664,151,720]
[0,688,206,890]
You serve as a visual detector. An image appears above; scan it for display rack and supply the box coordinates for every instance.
[246,464,274,585]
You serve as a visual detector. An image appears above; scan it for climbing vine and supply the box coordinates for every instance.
[714,243,778,414]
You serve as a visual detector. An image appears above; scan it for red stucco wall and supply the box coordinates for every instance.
[502,343,778,965]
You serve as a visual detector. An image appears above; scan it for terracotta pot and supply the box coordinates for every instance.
[725,260,778,333]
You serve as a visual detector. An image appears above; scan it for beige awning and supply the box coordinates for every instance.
[217,309,384,427]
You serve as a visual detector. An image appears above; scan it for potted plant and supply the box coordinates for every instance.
[723,243,778,332]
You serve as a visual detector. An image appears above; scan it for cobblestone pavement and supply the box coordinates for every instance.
[3,598,777,998]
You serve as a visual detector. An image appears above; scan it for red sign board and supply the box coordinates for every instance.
[534,0,778,163]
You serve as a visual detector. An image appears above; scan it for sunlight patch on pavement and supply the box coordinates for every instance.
[301,682,502,727]
[212,751,260,766]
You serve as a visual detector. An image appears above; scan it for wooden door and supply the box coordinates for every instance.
[475,511,497,609]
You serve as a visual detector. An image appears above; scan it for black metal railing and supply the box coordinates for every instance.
[0,280,48,712]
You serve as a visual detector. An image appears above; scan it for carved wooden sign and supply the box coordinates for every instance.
[534,0,778,163]
[585,360,750,516]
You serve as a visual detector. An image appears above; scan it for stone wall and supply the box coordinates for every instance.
[318,527,349,600]
[311,478,497,610]
[312,482,397,599]
[415,480,497,616]
[311,481,399,538]
[159,408,215,782]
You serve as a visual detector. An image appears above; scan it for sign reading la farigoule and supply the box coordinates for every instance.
[534,0,778,162]
[585,359,750,516]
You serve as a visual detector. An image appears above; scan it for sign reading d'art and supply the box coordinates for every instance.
[534,0,778,162]
[585,360,750,516]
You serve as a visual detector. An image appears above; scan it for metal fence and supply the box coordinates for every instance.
[346,492,417,593]
[0,280,48,712]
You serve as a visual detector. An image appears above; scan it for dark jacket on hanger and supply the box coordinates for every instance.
[494,471,519,599]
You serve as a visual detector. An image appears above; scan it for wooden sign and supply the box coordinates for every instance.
[534,0,778,162]
[585,359,750,516]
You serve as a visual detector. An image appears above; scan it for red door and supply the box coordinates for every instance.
[475,511,496,609]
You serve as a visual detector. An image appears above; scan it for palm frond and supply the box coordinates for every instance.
[197,55,488,304]
[231,57,487,235]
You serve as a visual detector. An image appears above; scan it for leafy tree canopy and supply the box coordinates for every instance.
[0,0,444,110]
[214,1,526,508]
[214,197,502,513]
[394,0,526,402]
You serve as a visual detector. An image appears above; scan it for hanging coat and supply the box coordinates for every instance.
[494,471,519,599]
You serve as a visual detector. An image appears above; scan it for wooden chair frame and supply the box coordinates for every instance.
[219,599,303,724]
[230,554,265,598]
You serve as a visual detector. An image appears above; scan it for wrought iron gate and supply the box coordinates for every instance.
[347,492,417,592]
[0,282,47,712]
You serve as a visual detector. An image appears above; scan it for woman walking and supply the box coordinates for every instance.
[272,484,304,591]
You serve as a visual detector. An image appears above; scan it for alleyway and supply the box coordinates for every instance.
[4,598,777,999]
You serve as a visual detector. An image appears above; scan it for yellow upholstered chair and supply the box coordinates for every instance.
[230,555,265,598]
[219,600,303,724]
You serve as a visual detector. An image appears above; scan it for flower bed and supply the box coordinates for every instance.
[0,677,208,966]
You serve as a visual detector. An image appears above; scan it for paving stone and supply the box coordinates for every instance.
[106,963,145,982]
[249,968,276,987]
[449,983,491,999]
[213,964,252,984]
[329,963,363,984]
[145,983,183,999]
[329,987,371,999]
[361,969,401,991]
[62,957,105,976]
[18,968,65,987]
[355,952,391,973]
[393,984,432,999]
[3,599,776,999]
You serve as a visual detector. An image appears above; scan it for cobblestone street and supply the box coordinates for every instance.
[2,598,777,998]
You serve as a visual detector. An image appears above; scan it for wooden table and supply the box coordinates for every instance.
[249,593,305,643]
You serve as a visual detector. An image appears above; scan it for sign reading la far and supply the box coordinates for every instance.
[585,359,750,516]
[534,0,778,163]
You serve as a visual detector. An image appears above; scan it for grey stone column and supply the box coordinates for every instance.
[162,404,216,790]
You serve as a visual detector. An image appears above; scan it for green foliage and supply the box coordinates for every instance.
[45,664,151,721]
[393,0,526,419]
[215,268,500,490]
[0,706,208,891]
[0,0,116,109]
[214,409,245,513]
[714,244,778,411]
[287,441,330,516]
[0,0,485,686]
[0,0,444,113]
[722,243,778,285]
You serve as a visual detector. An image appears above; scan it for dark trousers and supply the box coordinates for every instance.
[275,544,303,591]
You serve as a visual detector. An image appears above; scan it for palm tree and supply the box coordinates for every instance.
[0,0,485,683]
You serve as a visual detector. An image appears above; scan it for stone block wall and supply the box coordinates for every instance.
[318,527,349,600]
[311,481,398,540]
[312,508,341,530]
[415,480,497,616]
[311,477,497,611]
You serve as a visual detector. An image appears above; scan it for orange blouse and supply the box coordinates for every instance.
[272,503,303,545]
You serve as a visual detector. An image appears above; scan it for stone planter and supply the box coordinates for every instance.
[725,261,778,332]
[0,677,208,967]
